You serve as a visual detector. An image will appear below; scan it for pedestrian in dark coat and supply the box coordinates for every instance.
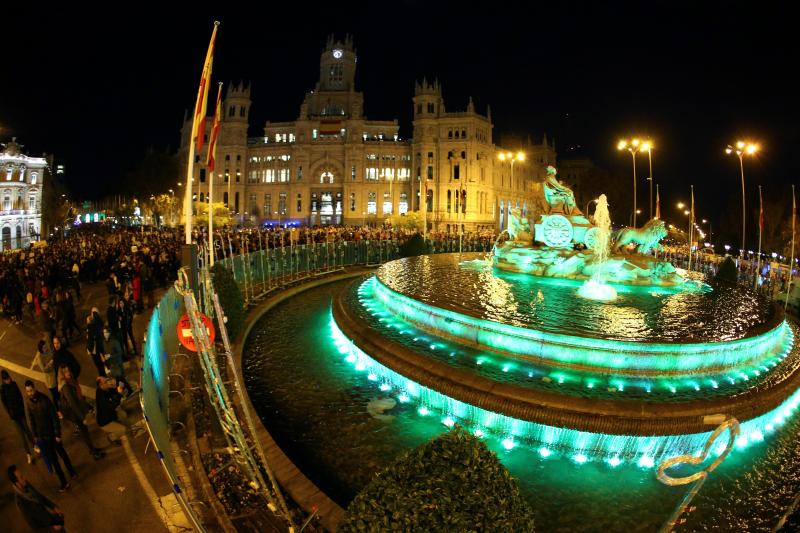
[8,465,65,531]
[1,370,35,462]
[25,380,76,491]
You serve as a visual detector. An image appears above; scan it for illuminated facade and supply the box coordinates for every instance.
[0,138,44,249]
[179,36,556,230]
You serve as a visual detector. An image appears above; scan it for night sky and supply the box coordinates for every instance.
[1,3,797,237]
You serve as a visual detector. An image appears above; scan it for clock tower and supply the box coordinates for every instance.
[319,34,356,92]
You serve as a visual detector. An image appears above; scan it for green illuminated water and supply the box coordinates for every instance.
[243,281,800,531]
[378,253,771,342]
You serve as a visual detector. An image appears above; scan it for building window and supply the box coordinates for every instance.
[229,105,236,117]
[448,130,453,139]
[447,190,452,213]
[239,106,246,117]
[351,165,356,180]
[462,190,467,213]
[199,168,206,183]
[194,155,200,164]
[399,193,408,215]
[225,154,230,161]
[321,171,334,184]
[365,167,378,181]
[224,170,229,183]
[279,168,290,182]
[367,192,377,214]
[264,193,272,217]
[312,129,318,139]
[350,192,356,211]
[298,166,303,181]
[462,130,466,138]
[416,104,422,115]
[28,195,36,211]
[265,169,275,183]
[279,192,287,215]
[296,193,302,212]
[453,164,460,180]
[455,130,460,139]
[427,166,433,179]
[236,169,241,183]
[383,192,392,214]
[426,189,433,212]
[31,173,37,184]
[427,103,434,113]
[223,192,229,207]
[234,191,240,213]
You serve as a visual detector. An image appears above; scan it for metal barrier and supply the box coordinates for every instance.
[218,238,491,303]
[139,286,205,530]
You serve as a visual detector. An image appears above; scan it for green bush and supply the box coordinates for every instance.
[398,233,428,258]
[715,256,738,284]
[211,263,246,341]
[339,426,535,532]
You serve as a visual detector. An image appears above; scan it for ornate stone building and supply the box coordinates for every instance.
[179,36,556,232]
[0,138,45,249]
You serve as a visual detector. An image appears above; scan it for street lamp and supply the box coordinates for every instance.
[641,141,654,220]
[726,140,759,258]
[497,151,525,231]
[617,138,646,228]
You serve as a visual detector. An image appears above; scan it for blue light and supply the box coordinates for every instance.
[539,447,552,458]
[638,455,655,468]
[380,383,391,391]
[502,438,515,450]
[573,453,588,464]
[607,456,622,467]
[418,406,430,416]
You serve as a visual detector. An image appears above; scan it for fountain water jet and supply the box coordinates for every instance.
[577,194,618,301]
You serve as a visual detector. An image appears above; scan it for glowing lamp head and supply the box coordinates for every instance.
[746,143,759,155]
[736,141,746,149]
[632,138,640,147]
[498,153,506,161]
[516,152,526,162]
[677,202,685,209]
[725,147,733,154]
[641,141,652,152]
[617,140,628,151]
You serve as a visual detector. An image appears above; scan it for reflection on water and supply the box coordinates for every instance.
[244,281,800,532]
[377,253,772,342]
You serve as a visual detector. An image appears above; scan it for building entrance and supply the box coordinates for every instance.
[311,189,343,225]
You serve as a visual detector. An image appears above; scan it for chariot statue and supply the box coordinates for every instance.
[534,166,597,249]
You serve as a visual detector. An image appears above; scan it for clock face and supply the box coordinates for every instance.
[332,49,343,59]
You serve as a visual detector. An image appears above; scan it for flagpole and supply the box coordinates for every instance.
[208,82,223,267]
[755,185,763,290]
[689,185,694,271]
[786,185,796,311]
[184,21,219,245]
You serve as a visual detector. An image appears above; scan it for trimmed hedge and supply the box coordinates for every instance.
[339,426,535,532]
[211,263,246,341]
[715,256,738,284]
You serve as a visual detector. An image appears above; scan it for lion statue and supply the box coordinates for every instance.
[613,219,667,254]
[507,207,533,242]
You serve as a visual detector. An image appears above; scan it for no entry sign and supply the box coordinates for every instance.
[177,313,216,352]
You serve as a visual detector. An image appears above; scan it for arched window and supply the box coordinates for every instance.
[320,171,335,184]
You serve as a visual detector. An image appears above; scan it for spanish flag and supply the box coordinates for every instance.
[192,22,219,154]
[206,83,223,173]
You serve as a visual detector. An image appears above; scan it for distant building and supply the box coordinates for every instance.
[0,138,45,249]
[179,36,556,232]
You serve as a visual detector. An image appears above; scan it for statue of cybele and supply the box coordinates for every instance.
[543,166,577,215]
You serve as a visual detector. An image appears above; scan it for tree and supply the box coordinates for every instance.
[385,211,423,231]
[191,201,232,228]
[339,426,535,532]
[152,193,180,227]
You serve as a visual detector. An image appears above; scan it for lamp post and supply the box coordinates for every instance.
[497,151,525,231]
[617,138,645,228]
[725,140,759,258]
[641,141,654,220]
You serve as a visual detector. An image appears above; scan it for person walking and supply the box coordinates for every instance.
[52,336,80,388]
[8,465,66,531]
[25,380,77,492]
[95,376,138,445]
[31,339,59,406]
[86,308,107,376]
[103,327,134,396]
[1,370,35,464]
[57,366,104,460]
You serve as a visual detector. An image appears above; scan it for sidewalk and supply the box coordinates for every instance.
[0,284,189,532]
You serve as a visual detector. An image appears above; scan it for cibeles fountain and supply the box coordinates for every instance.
[494,165,684,289]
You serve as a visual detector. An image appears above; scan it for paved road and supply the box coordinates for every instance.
[0,284,189,532]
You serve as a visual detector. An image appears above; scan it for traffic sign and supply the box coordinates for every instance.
[177,313,215,352]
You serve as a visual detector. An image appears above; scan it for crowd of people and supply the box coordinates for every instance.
[0,227,182,530]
